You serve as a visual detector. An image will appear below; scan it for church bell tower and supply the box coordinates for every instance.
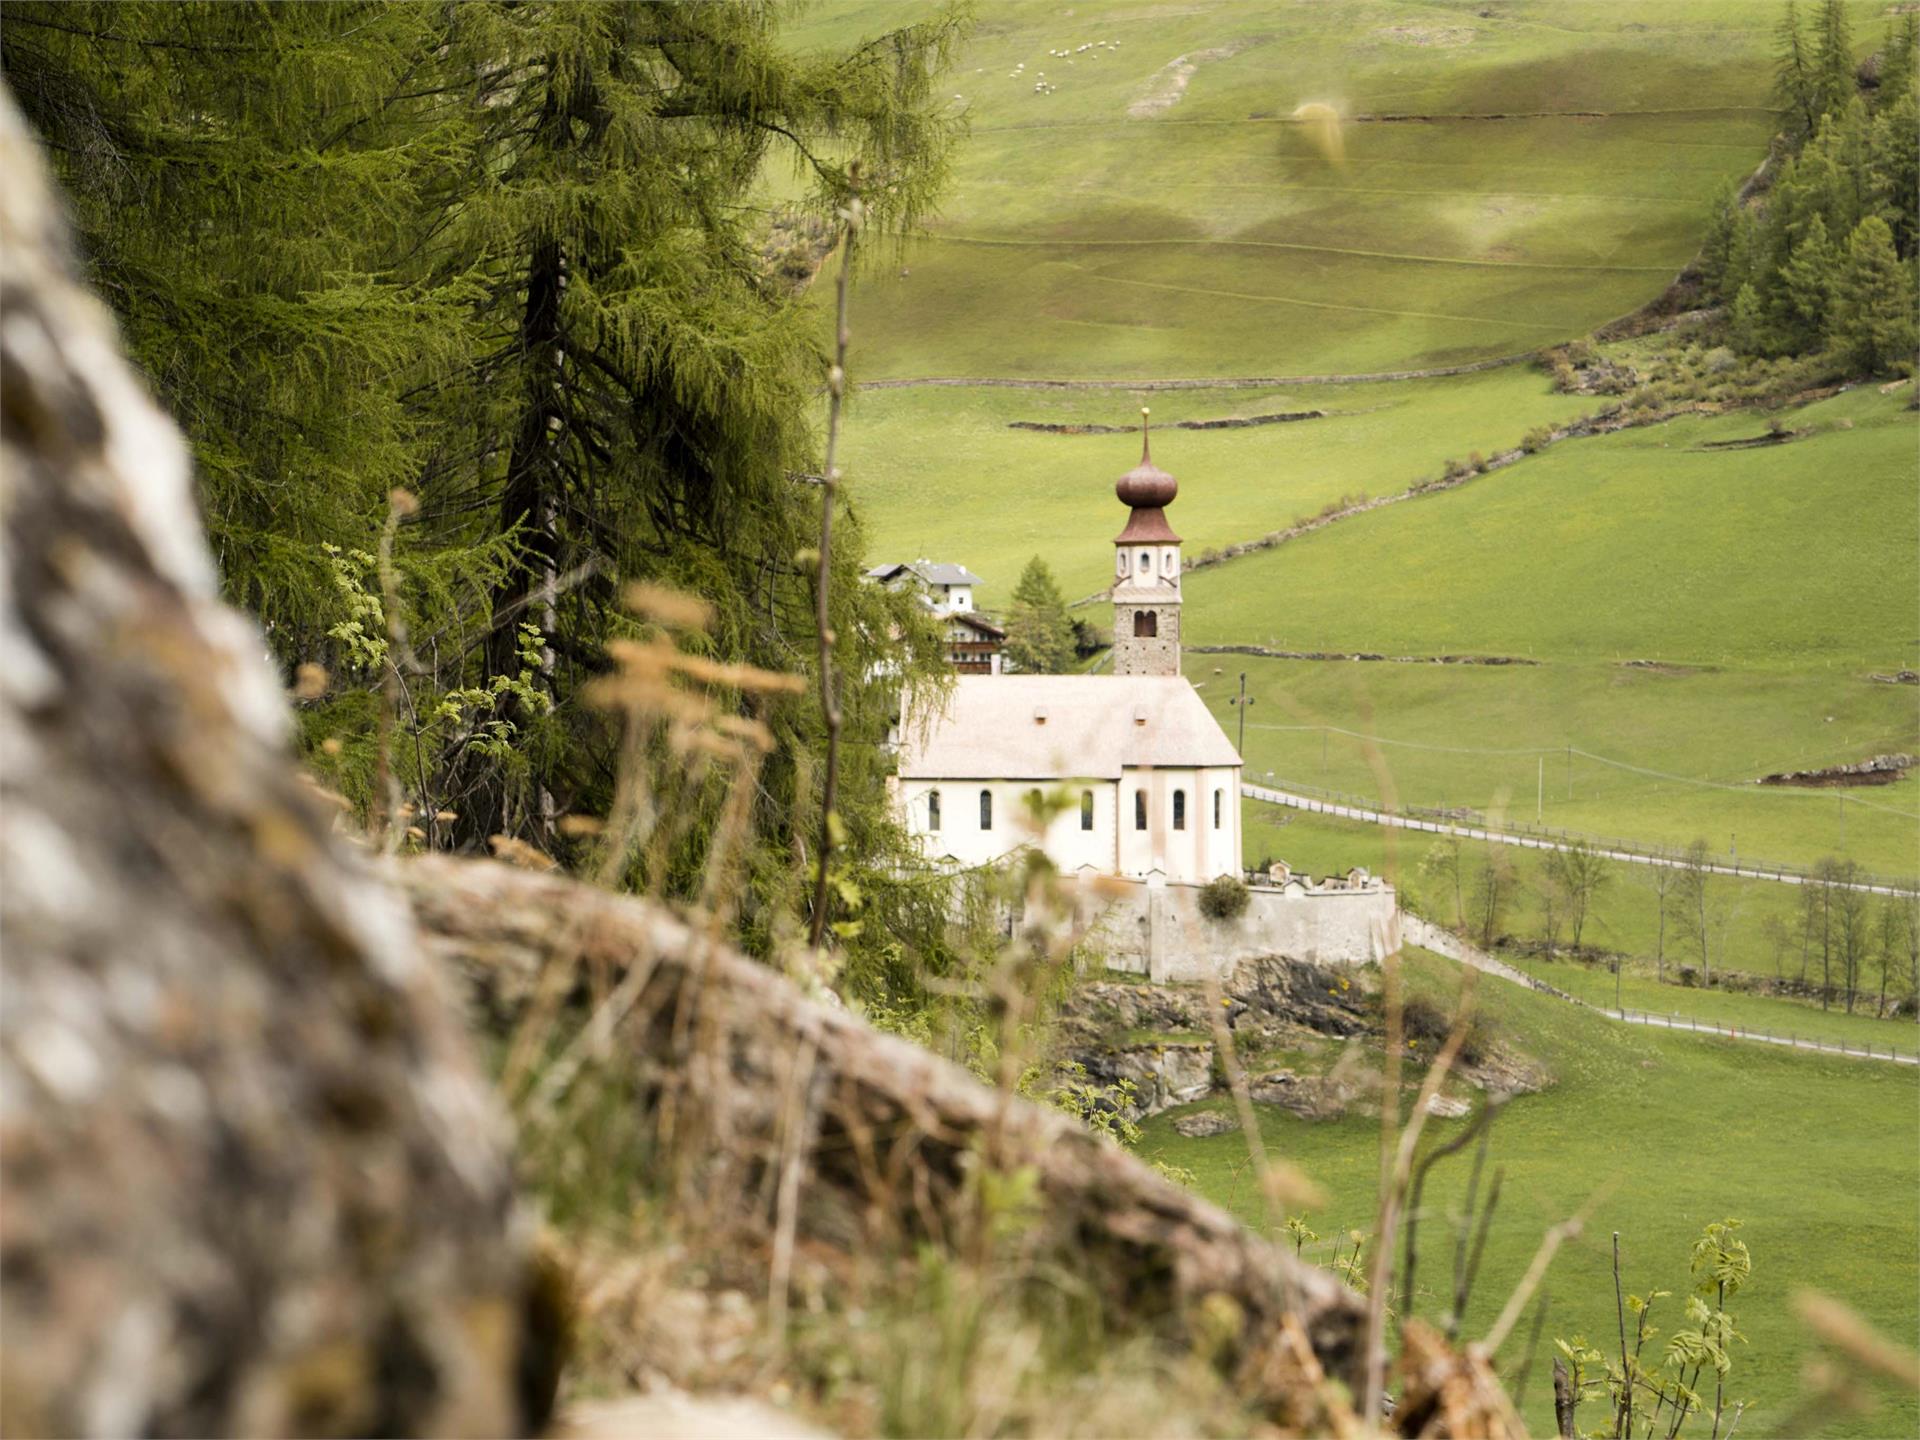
[1111,408,1183,677]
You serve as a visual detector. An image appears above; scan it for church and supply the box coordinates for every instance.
[895,414,1244,883]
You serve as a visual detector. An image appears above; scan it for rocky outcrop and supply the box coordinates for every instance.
[1095,1042,1214,1120]
[1758,753,1915,788]
[0,87,551,1436]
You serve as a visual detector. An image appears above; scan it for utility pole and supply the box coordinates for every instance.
[1228,671,1254,756]
[1537,755,1543,824]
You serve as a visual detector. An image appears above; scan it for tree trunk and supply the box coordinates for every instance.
[1552,1355,1578,1439]
[0,86,551,1436]
[399,855,1375,1422]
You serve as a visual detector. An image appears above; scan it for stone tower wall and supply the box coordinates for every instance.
[1113,602,1182,676]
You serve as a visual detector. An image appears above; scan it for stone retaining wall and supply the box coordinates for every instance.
[1083,876,1398,982]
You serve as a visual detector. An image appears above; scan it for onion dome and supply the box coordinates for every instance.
[1113,407,1182,545]
[1115,407,1178,507]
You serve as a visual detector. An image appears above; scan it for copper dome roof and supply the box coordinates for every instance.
[1115,409,1178,508]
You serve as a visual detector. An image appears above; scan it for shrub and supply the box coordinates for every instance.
[1398,993,1495,1067]
[1703,345,1738,374]
[1520,425,1554,454]
[1198,874,1249,922]
[1466,450,1487,473]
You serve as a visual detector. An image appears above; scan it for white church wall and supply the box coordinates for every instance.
[898,777,1118,871]
[1114,766,1240,883]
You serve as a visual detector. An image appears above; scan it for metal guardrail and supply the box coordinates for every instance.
[1592,1004,1918,1066]
[1241,779,1920,896]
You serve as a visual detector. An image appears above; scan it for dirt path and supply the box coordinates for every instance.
[1243,782,1917,897]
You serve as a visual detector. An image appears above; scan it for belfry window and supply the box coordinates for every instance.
[1173,790,1187,831]
[979,789,993,830]
[928,789,942,832]
[1080,789,1095,831]
[1133,610,1157,638]
[1213,788,1223,829]
[1133,790,1147,830]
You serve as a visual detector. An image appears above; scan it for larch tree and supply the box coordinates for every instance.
[2,0,977,968]
[1003,555,1075,674]
[1829,214,1918,373]
[1673,840,1714,987]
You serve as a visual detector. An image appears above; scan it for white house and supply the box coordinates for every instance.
[864,560,981,615]
[895,413,1243,883]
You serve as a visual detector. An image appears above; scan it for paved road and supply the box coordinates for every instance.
[1612,1008,1918,1064]
[1243,782,1916,897]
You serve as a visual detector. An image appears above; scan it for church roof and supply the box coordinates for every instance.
[897,675,1241,780]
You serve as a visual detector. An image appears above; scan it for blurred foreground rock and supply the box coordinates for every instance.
[0,86,553,1435]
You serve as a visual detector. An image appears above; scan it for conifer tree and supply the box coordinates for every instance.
[1777,212,1838,351]
[1829,215,1918,373]
[1811,0,1857,124]
[2,2,973,953]
[1003,557,1075,674]
[1774,0,1819,138]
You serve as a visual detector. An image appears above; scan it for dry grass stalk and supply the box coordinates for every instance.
[1794,1291,1920,1391]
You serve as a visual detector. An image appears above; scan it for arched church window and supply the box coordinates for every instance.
[1173,790,1186,831]
[1133,790,1147,831]
[1137,549,1150,573]
[928,789,941,832]
[1080,789,1094,831]
[1133,610,1157,638]
[1213,788,1223,829]
[979,789,993,830]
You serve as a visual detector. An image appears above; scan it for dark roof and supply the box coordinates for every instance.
[866,560,983,587]
[1113,506,1182,545]
[950,612,1006,639]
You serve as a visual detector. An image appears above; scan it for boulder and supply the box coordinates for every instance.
[1172,1110,1238,1139]
[0,87,551,1437]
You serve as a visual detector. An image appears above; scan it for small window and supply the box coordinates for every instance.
[1134,790,1147,831]
[928,789,942,832]
[979,789,993,830]
[1173,790,1186,831]
[1133,610,1157,638]
[1138,549,1150,572]
[1080,789,1094,831]
[1213,788,1223,829]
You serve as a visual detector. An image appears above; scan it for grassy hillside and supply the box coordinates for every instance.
[1140,948,1920,1439]
[1190,385,1920,873]
[844,366,1591,604]
[793,0,1793,378]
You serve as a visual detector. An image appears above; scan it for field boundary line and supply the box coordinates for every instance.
[863,353,1536,391]
[923,231,1675,274]
[1401,914,1919,1066]
[1244,781,1919,897]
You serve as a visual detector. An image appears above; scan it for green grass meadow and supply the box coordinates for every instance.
[844,365,1592,605]
[1139,949,1920,1440]
[793,0,1796,378]
[1189,385,1920,873]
